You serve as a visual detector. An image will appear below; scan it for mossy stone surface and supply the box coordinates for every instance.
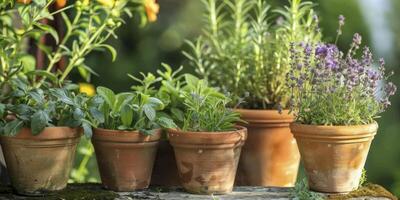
[326,183,397,200]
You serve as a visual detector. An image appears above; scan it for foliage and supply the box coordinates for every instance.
[0,76,91,136]
[287,17,397,125]
[184,0,320,109]
[86,86,176,134]
[130,64,241,132]
[290,179,324,200]
[0,0,151,135]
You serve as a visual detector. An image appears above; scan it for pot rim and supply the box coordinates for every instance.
[167,126,247,148]
[0,127,82,140]
[234,109,293,127]
[167,125,247,135]
[92,128,161,142]
[290,122,378,143]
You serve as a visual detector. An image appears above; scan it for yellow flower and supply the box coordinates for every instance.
[144,0,159,22]
[79,83,95,97]
[97,0,115,8]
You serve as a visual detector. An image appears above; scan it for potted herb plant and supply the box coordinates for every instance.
[184,0,320,186]
[0,0,142,195]
[129,64,183,186]
[166,74,247,194]
[88,86,176,191]
[287,17,397,193]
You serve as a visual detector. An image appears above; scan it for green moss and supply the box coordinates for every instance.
[0,184,118,200]
[327,183,397,200]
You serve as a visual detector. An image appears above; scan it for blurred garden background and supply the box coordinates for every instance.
[68,0,400,196]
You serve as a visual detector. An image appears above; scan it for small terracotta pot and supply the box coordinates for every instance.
[235,109,300,187]
[168,126,247,195]
[290,122,378,193]
[0,127,81,195]
[150,131,180,186]
[92,128,161,192]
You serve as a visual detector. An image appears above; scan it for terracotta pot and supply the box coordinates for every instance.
[0,127,81,195]
[92,128,161,192]
[290,122,378,193]
[235,109,300,187]
[150,131,180,186]
[168,126,247,195]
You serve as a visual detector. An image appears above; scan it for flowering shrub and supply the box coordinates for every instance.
[287,16,396,125]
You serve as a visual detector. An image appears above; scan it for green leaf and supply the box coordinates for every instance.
[148,97,164,110]
[114,92,134,112]
[120,104,133,127]
[96,44,117,62]
[171,108,184,122]
[31,111,49,135]
[143,104,156,121]
[82,122,93,138]
[35,23,59,44]
[0,104,5,117]
[73,108,84,120]
[19,54,36,73]
[184,74,200,86]
[4,119,23,136]
[89,108,105,124]
[157,117,177,129]
[50,89,74,105]
[96,87,115,108]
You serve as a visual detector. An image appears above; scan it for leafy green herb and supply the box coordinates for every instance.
[184,0,320,109]
[130,64,242,132]
[86,86,176,134]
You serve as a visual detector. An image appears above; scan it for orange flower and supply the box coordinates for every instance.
[16,0,32,4]
[144,0,159,22]
[55,0,67,9]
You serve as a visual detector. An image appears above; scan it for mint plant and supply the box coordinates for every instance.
[287,16,397,125]
[184,0,320,109]
[130,65,242,132]
[86,86,176,135]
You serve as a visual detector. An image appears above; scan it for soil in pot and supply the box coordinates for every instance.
[92,128,161,192]
[150,131,180,186]
[235,109,300,187]
[168,126,247,195]
[290,122,378,193]
[0,127,81,196]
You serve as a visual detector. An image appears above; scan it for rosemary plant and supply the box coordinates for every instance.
[184,0,320,109]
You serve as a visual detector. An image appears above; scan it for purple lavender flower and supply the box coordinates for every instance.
[315,45,328,57]
[338,15,345,26]
[386,82,397,96]
[353,33,362,46]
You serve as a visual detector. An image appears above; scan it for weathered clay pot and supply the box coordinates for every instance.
[0,127,81,195]
[168,126,247,195]
[150,132,180,186]
[92,128,161,192]
[235,109,300,187]
[290,122,378,193]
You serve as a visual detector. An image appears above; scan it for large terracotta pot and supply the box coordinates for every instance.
[168,126,247,194]
[290,122,378,193]
[0,127,81,195]
[235,109,300,187]
[150,132,180,186]
[92,128,160,192]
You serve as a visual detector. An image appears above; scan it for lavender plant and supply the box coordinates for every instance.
[287,16,396,125]
[184,0,320,109]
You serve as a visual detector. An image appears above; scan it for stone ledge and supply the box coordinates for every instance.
[0,183,396,200]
